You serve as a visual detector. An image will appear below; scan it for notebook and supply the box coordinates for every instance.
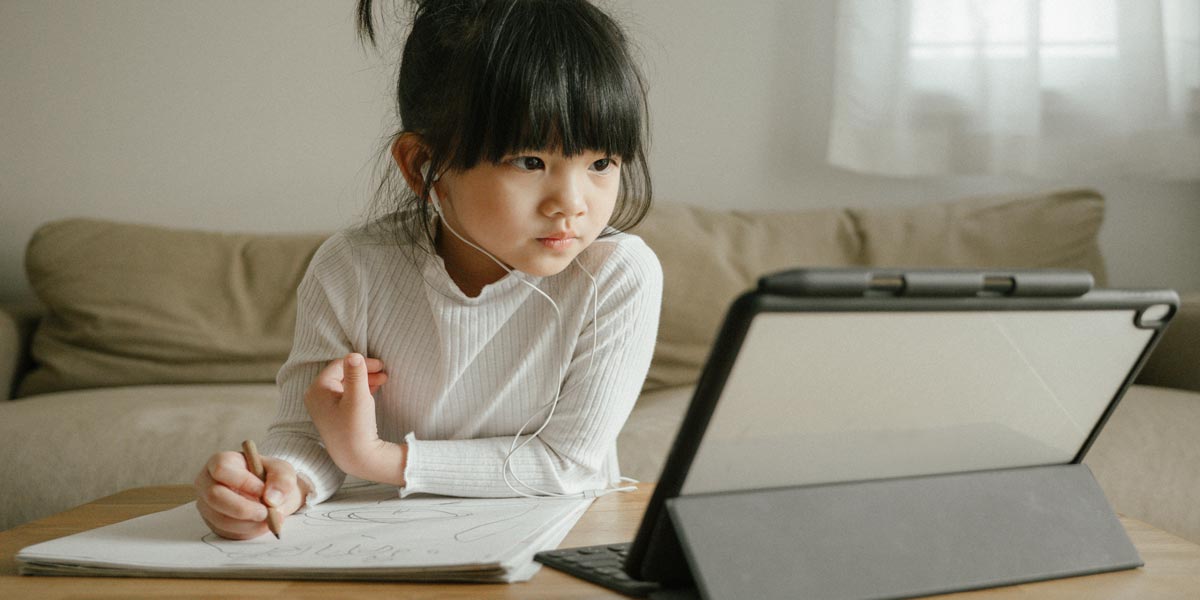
[18,480,592,582]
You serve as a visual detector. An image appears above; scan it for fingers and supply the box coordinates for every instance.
[367,370,388,391]
[363,356,385,373]
[342,353,372,400]
[316,358,345,391]
[194,461,270,540]
[196,498,268,540]
[205,451,264,497]
[194,452,308,540]
[202,478,270,521]
[260,456,306,516]
[314,354,388,395]
[319,354,385,375]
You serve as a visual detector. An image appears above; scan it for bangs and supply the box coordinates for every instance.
[378,0,653,245]
[445,0,646,168]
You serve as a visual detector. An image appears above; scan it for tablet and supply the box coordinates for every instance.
[625,268,1178,586]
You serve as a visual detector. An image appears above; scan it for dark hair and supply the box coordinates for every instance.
[357,0,652,252]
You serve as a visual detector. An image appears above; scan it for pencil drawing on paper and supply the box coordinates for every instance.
[301,497,541,542]
[198,493,550,563]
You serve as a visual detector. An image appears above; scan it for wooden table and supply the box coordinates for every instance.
[3,484,1200,599]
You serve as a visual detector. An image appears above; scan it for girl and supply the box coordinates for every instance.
[194,0,662,540]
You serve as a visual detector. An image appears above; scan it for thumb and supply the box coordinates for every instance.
[343,353,371,399]
[261,457,304,516]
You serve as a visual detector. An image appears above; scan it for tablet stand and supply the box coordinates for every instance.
[666,463,1140,600]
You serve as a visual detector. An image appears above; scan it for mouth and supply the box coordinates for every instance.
[537,233,578,250]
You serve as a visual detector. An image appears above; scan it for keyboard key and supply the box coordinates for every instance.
[535,544,660,598]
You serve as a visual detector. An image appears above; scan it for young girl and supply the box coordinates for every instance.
[194,0,662,540]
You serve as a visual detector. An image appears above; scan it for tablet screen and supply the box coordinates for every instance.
[680,309,1155,496]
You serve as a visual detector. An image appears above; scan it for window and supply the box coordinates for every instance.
[910,0,1118,60]
[829,0,1200,178]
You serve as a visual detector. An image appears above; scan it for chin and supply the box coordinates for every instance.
[520,256,578,278]
[522,263,571,278]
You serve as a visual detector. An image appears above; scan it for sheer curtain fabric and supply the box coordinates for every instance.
[828,0,1200,179]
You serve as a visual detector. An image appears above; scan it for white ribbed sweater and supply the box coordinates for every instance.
[260,220,662,504]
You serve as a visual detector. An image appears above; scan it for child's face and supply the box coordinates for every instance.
[433,149,621,285]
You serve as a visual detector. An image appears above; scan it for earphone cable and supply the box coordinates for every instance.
[425,174,629,499]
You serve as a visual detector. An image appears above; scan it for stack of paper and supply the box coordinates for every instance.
[17,482,593,583]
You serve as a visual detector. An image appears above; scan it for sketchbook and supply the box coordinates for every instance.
[17,482,593,583]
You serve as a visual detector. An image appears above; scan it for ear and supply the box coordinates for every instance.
[391,133,431,197]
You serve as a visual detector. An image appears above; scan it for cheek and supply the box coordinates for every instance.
[592,182,620,220]
[457,180,518,223]
[466,202,522,243]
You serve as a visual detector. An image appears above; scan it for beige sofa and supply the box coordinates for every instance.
[3,189,1198,547]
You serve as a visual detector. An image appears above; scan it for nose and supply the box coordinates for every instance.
[543,170,588,220]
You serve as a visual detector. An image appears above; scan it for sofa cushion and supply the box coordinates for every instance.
[631,204,861,390]
[0,383,278,530]
[633,189,1107,391]
[20,219,327,397]
[849,188,1107,280]
[1085,384,1200,544]
[21,189,1105,398]
[616,385,695,482]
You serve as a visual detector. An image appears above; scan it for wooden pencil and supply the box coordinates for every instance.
[241,439,283,539]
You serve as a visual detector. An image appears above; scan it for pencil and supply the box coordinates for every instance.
[241,439,283,539]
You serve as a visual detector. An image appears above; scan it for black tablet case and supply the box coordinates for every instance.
[628,269,1177,599]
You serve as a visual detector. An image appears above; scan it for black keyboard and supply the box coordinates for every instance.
[535,542,660,597]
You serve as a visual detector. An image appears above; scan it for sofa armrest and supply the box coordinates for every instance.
[0,301,43,401]
[1137,292,1200,394]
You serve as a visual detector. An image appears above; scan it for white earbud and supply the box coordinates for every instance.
[421,161,443,216]
[421,162,509,277]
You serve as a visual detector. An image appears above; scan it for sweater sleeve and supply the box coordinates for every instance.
[401,239,664,497]
[259,233,363,505]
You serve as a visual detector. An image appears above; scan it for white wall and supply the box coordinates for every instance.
[3,0,1198,303]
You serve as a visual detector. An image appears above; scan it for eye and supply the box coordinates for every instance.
[508,156,545,171]
[590,157,619,173]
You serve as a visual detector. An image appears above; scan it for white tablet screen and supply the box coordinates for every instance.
[680,310,1154,496]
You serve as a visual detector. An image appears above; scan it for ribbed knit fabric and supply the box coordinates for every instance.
[259,219,662,504]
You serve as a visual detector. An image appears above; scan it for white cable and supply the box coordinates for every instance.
[423,168,636,499]
[501,260,600,498]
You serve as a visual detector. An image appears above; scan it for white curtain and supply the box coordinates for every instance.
[828,0,1200,179]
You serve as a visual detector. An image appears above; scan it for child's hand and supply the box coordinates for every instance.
[194,452,311,540]
[304,353,398,482]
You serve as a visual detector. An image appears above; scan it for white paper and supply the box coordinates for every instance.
[18,483,592,582]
